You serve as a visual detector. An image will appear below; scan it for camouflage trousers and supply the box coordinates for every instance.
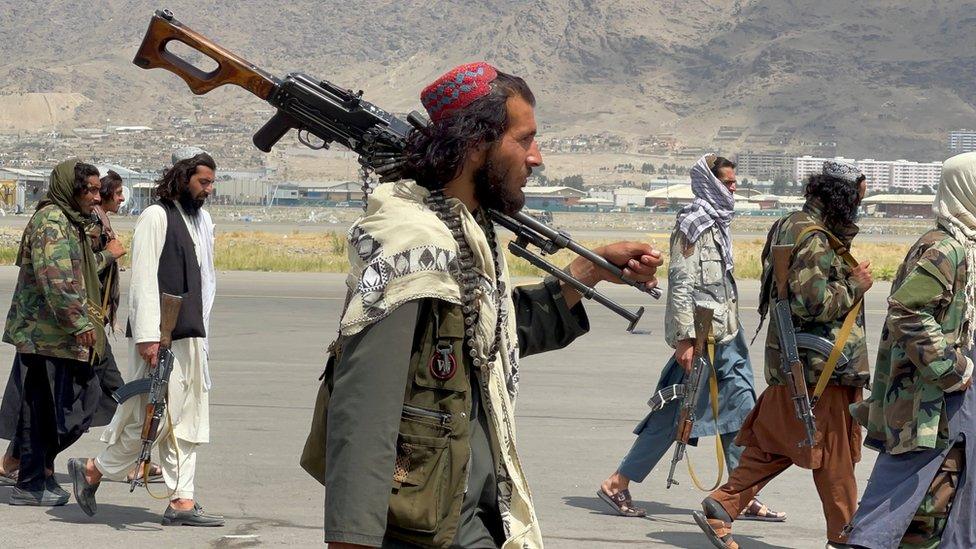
[900,444,966,549]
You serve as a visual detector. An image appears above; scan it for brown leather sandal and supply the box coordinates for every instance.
[693,510,739,549]
[738,497,787,522]
[597,488,647,517]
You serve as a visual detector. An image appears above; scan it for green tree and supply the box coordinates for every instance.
[641,162,656,174]
[561,174,585,190]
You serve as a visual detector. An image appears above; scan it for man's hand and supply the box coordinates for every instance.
[106,238,126,260]
[675,339,694,374]
[851,261,873,292]
[75,329,96,348]
[560,241,663,308]
[137,341,160,367]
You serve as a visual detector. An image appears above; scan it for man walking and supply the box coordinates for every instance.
[598,155,783,522]
[69,148,222,526]
[2,159,123,505]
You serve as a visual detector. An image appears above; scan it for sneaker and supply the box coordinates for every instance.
[45,476,70,500]
[161,504,225,527]
[67,458,99,516]
[9,485,69,506]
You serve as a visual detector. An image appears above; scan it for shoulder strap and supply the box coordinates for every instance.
[792,224,861,402]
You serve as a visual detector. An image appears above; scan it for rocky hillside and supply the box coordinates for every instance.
[0,0,973,159]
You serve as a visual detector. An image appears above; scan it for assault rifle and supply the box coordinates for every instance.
[132,10,661,329]
[771,245,818,447]
[666,305,714,488]
[112,293,183,491]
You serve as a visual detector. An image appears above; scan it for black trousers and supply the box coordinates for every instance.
[16,353,98,491]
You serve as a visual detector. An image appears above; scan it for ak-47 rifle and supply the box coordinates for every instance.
[666,305,713,488]
[112,293,183,491]
[131,10,660,330]
[771,245,818,447]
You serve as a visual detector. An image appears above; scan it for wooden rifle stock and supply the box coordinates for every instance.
[771,245,793,300]
[674,306,714,444]
[132,9,278,99]
[158,293,182,349]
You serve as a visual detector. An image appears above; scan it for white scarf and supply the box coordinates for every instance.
[339,180,542,547]
[934,152,976,351]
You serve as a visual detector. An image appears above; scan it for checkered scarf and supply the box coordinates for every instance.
[675,154,736,271]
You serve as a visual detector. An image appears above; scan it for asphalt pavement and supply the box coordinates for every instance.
[0,268,892,548]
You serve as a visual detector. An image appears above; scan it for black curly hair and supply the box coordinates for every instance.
[154,153,216,201]
[99,170,124,201]
[804,172,865,228]
[73,162,100,195]
[402,71,535,190]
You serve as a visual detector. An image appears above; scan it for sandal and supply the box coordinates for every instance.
[597,488,647,517]
[124,463,164,483]
[0,468,17,486]
[693,510,739,549]
[738,497,787,522]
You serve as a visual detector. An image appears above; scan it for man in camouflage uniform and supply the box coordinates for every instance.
[845,152,976,549]
[598,155,783,522]
[1,159,124,506]
[693,160,873,549]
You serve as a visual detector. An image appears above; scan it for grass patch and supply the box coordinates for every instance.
[0,228,911,281]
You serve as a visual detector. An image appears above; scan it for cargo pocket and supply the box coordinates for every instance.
[388,431,451,534]
[414,302,468,393]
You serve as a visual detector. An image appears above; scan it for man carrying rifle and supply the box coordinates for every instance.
[599,155,783,522]
[69,148,223,527]
[300,62,662,548]
[844,153,976,548]
[694,160,872,549]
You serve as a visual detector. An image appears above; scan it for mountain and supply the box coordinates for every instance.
[0,0,973,160]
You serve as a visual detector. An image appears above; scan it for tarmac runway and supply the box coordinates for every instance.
[0,268,891,548]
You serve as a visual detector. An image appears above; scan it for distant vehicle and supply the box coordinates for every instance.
[523,208,553,224]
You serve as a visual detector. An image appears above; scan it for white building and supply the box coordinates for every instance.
[612,187,647,207]
[948,130,976,154]
[794,155,942,192]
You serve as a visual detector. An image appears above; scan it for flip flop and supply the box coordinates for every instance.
[596,488,646,517]
[118,463,164,483]
[738,497,787,522]
[693,510,739,549]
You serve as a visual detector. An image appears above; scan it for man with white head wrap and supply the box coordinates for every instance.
[598,155,784,522]
[68,149,223,527]
[845,152,976,548]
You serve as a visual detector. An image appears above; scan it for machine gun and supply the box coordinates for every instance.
[666,305,714,488]
[771,245,818,447]
[132,10,660,328]
[133,9,411,181]
[112,293,183,491]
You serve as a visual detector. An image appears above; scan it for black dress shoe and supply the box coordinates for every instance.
[67,458,99,516]
[9,486,69,506]
[161,504,225,527]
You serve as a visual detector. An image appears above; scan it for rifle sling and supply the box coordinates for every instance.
[686,335,725,492]
[792,225,861,405]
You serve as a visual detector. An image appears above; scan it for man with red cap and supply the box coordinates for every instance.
[300,63,663,548]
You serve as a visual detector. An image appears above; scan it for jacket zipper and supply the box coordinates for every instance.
[402,404,452,426]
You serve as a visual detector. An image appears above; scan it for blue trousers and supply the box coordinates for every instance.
[618,327,756,483]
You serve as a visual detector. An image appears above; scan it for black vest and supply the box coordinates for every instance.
[127,200,206,341]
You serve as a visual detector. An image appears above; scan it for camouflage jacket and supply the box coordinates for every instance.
[851,228,973,454]
[665,226,739,347]
[3,205,112,361]
[760,204,870,388]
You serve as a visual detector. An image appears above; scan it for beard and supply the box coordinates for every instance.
[178,188,207,215]
[473,157,526,216]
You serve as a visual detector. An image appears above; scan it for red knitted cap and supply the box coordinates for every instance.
[420,62,499,123]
